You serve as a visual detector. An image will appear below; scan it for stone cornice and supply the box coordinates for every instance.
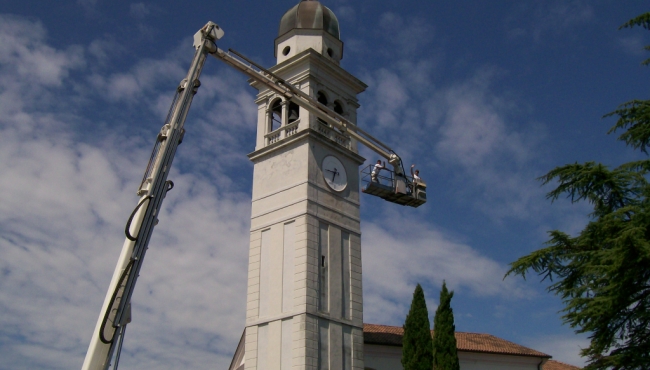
[250,48,367,95]
[248,127,366,165]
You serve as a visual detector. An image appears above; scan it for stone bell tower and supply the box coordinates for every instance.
[242,1,368,369]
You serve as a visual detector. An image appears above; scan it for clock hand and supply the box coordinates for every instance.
[327,168,339,182]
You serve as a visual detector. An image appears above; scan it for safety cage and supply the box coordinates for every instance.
[360,165,427,208]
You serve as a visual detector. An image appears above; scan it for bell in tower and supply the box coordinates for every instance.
[232,1,368,370]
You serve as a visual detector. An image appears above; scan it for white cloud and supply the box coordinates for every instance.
[525,333,589,368]
[335,5,356,23]
[378,12,434,55]
[618,35,648,58]
[0,14,253,369]
[89,57,185,102]
[77,0,98,9]
[364,68,410,129]
[0,127,145,369]
[130,3,150,19]
[362,209,531,326]
[424,69,556,221]
[542,1,594,31]
[0,15,85,87]
[88,37,126,66]
[349,11,551,224]
[507,0,595,42]
[435,69,530,168]
[361,59,548,221]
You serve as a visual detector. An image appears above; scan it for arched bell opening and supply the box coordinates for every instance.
[317,91,329,126]
[269,98,283,132]
[288,102,300,123]
[317,91,328,106]
[333,100,344,115]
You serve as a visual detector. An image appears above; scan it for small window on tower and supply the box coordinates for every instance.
[334,101,344,115]
[270,99,282,132]
[288,102,299,123]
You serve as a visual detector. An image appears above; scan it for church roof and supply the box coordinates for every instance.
[544,360,582,370]
[363,323,552,358]
[278,0,340,40]
[229,325,581,370]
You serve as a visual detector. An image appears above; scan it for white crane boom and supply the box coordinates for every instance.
[81,22,223,370]
[82,21,421,370]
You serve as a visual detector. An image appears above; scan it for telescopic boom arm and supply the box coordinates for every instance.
[83,21,405,370]
[81,22,223,370]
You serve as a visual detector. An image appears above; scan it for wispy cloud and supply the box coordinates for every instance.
[432,69,552,220]
[507,0,595,42]
[437,72,530,169]
[362,68,410,129]
[334,5,356,24]
[88,58,185,102]
[359,50,547,222]
[77,0,98,9]
[617,35,649,59]
[378,12,434,56]
[88,37,126,66]
[524,333,589,368]
[0,15,85,88]
[130,3,151,19]
[0,14,253,369]
[362,209,531,326]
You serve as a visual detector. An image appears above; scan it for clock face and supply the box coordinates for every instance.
[322,155,347,192]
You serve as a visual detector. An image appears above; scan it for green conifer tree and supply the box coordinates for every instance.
[432,281,460,370]
[506,12,650,370]
[402,284,433,370]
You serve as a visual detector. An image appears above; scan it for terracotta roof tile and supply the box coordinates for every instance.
[363,323,551,358]
[543,360,581,370]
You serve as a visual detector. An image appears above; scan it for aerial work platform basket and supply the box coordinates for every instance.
[360,165,427,208]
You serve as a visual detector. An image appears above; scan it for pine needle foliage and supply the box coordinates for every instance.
[402,284,433,370]
[432,281,460,370]
[619,12,650,65]
[506,12,650,370]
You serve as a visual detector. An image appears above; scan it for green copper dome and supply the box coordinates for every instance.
[278,0,340,40]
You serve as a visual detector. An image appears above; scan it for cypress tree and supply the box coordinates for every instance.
[401,284,433,370]
[432,281,460,370]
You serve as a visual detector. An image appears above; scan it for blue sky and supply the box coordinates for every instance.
[0,0,648,369]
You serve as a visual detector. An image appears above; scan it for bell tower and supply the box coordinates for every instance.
[243,1,367,369]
